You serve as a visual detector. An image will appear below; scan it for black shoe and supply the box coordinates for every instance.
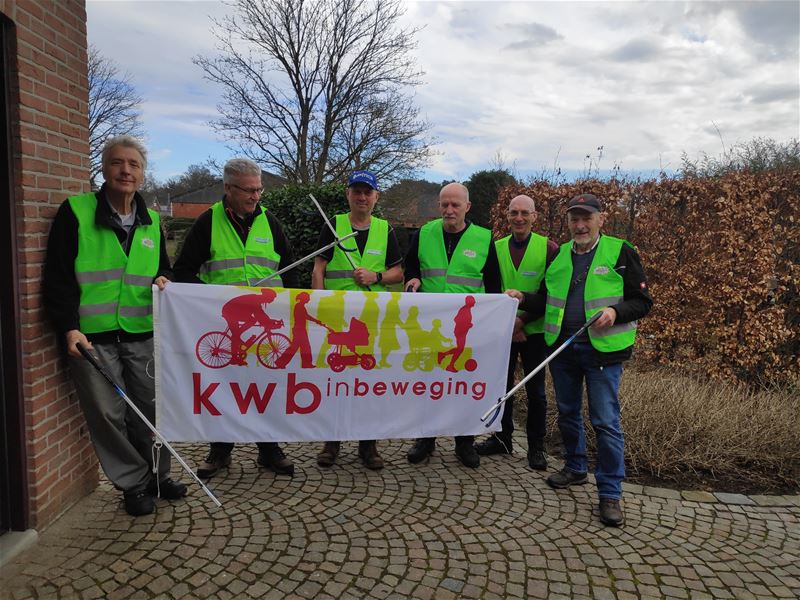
[123,490,155,516]
[599,498,625,527]
[197,449,232,479]
[455,442,480,469]
[407,438,435,464]
[546,467,588,489]
[257,443,295,476]
[147,477,188,500]
[527,449,548,471]
[474,436,512,456]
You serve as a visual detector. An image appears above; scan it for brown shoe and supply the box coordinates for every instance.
[358,440,384,470]
[257,443,294,476]
[197,448,232,479]
[317,441,340,467]
[599,498,625,527]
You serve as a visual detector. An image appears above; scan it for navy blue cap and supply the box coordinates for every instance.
[347,170,379,191]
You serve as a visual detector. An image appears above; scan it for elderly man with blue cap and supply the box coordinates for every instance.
[311,170,404,469]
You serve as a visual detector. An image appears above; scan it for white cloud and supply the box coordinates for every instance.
[88,0,799,183]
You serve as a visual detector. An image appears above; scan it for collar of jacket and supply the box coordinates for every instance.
[94,184,151,229]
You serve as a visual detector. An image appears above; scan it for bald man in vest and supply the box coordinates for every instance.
[508,193,652,526]
[174,157,298,479]
[44,135,186,517]
[474,195,559,470]
[403,182,502,469]
[311,170,404,470]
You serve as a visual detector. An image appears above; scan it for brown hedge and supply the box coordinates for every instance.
[492,170,800,386]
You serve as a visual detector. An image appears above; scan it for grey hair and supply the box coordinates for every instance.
[101,135,147,171]
[223,158,261,183]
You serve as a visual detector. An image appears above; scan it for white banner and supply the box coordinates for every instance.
[154,283,515,442]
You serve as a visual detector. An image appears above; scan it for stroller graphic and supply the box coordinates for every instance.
[325,317,376,372]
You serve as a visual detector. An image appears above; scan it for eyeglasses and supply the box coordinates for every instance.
[507,210,533,218]
[231,183,264,196]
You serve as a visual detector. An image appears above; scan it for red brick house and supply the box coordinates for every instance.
[170,171,288,218]
[0,0,95,538]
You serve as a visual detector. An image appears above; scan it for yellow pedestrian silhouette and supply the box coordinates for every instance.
[377,293,402,368]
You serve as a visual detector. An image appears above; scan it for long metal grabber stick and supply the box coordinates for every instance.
[76,342,223,507]
[480,311,603,426]
[308,193,371,291]
[253,231,358,287]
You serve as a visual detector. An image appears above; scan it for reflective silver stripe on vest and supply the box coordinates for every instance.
[201,258,245,273]
[421,268,447,278]
[79,302,118,316]
[226,280,248,286]
[592,320,637,338]
[249,277,281,286]
[76,268,125,284]
[324,270,354,279]
[546,296,566,309]
[119,305,153,317]
[585,296,624,310]
[123,274,154,287]
[446,275,483,287]
[544,322,560,335]
[247,256,280,270]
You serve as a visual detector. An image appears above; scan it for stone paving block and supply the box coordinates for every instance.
[643,486,683,500]
[682,490,717,503]
[714,492,755,505]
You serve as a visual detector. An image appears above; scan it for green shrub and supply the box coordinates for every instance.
[262,183,386,288]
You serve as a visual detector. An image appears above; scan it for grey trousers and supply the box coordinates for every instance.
[68,338,170,492]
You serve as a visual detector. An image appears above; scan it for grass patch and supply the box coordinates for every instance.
[514,365,800,494]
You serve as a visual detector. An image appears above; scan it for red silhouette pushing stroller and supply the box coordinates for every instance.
[326,317,376,372]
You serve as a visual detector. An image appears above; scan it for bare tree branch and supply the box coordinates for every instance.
[194,0,433,185]
[88,46,146,189]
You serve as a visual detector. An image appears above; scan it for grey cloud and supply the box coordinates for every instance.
[745,83,800,105]
[609,38,662,62]
[734,1,799,59]
[504,22,563,51]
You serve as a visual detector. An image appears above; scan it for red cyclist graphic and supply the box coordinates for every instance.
[195,289,289,369]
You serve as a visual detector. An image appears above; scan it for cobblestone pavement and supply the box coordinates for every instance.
[2,438,799,599]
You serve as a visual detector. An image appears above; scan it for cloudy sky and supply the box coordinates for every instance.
[87,0,799,183]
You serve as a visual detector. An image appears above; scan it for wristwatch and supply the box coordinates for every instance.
[375,272,383,284]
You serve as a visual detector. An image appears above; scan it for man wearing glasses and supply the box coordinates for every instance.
[174,157,298,479]
[474,195,558,470]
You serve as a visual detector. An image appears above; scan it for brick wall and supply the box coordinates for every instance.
[1,0,96,529]
[171,202,210,219]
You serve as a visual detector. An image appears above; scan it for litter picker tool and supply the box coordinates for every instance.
[308,193,370,291]
[480,311,603,427]
[76,342,223,507]
[253,231,357,287]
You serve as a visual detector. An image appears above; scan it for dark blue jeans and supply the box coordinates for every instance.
[549,341,625,499]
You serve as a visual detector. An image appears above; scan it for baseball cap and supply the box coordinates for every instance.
[566,193,602,213]
[347,170,379,191]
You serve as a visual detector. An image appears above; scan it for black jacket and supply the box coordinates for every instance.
[404,221,503,293]
[518,235,653,365]
[43,185,172,343]
[173,200,298,288]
